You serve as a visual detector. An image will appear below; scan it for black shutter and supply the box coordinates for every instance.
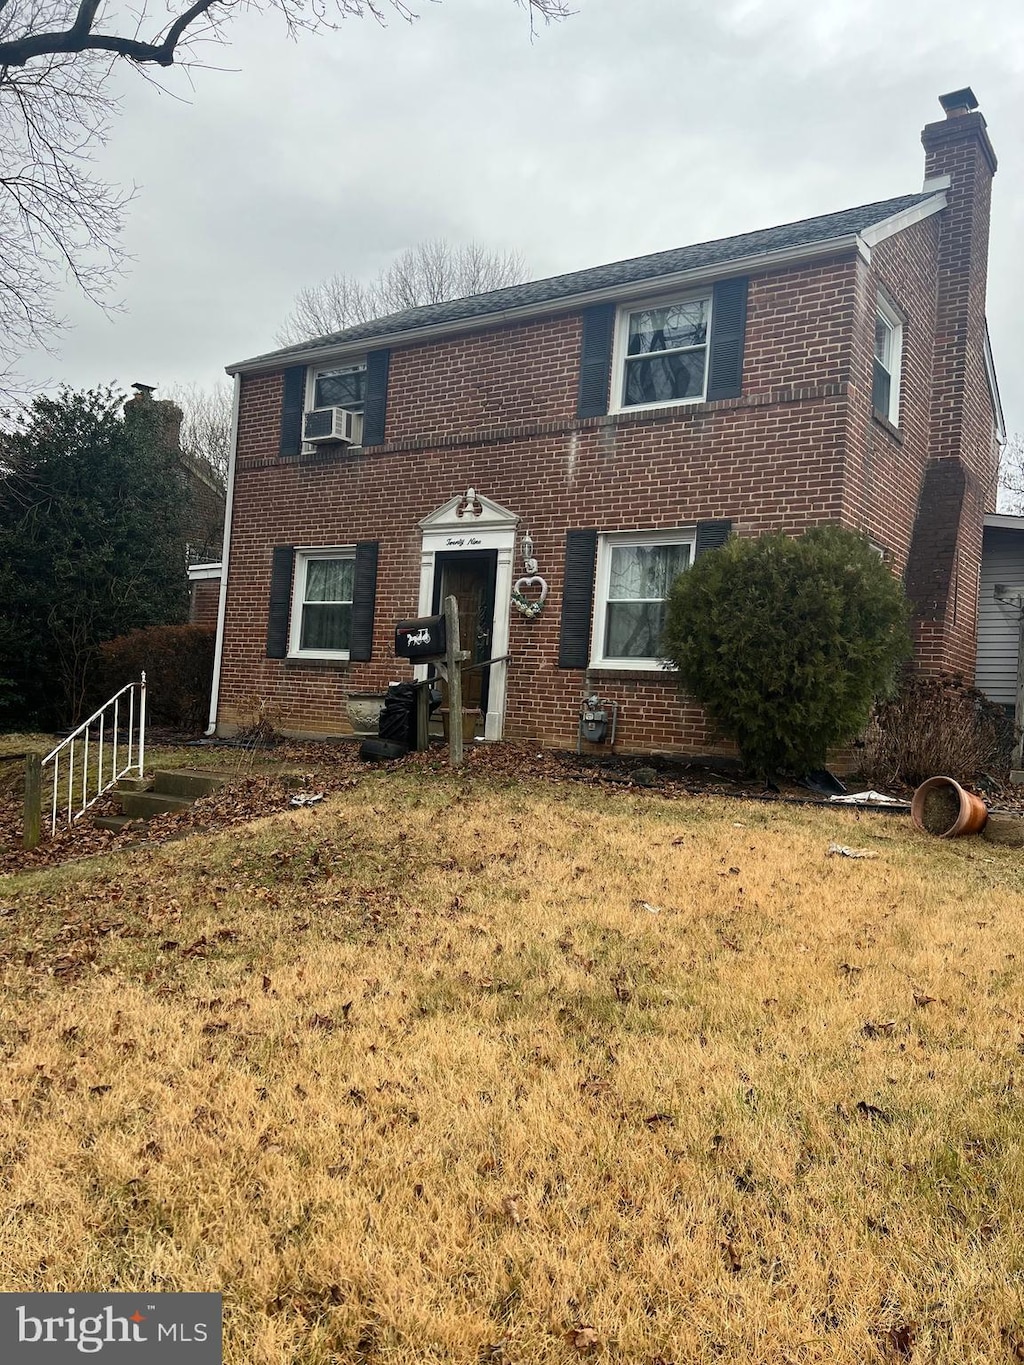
[695,520,733,558]
[266,546,295,658]
[361,349,390,447]
[706,277,748,401]
[349,541,379,661]
[279,366,306,457]
[577,303,616,418]
[558,530,598,668]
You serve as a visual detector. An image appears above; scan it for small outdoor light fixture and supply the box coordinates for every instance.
[521,531,537,575]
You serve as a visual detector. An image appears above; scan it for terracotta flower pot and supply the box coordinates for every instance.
[911,776,988,838]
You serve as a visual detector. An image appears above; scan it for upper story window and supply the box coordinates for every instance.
[615,296,711,411]
[591,531,694,669]
[313,363,366,413]
[289,549,355,658]
[305,362,367,446]
[873,299,903,427]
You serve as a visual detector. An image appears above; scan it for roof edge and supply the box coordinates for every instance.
[858,190,948,250]
[228,233,863,376]
[984,319,1007,444]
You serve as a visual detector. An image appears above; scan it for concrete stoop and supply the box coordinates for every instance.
[94,768,228,831]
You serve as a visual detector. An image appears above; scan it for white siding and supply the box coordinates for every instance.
[977,528,1024,706]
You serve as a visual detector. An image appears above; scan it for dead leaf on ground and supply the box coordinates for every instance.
[501,1195,522,1225]
[644,1112,674,1129]
[478,1343,509,1363]
[565,1324,601,1353]
[722,1239,742,1273]
[887,1322,916,1359]
[913,993,936,1007]
[308,1014,335,1032]
[856,1100,892,1124]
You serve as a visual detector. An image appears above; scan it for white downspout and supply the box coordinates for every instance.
[205,373,242,736]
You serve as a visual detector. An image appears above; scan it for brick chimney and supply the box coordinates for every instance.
[123,382,184,456]
[921,87,997,486]
[904,89,999,678]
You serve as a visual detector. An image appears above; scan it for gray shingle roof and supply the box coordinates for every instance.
[236,192,934,370]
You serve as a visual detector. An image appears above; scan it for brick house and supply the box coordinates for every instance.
[207,90,1004,754]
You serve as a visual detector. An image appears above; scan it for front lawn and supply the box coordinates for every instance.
[1,766,1023,1362]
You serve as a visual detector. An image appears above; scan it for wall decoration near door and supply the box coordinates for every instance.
[511,529,548,618]
[431,550,498,717]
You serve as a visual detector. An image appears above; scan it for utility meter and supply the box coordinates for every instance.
[581,694,608,744]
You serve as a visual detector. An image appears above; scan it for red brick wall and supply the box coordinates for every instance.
[219,252,867,751]
[189,578,221,630]
[216,118,998,751]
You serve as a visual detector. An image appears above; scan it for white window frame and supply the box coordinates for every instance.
[610,291,713,415]
[590,529,696,671]
[288,547,356,660]
[873,297,903,428]
[304,361,367,449]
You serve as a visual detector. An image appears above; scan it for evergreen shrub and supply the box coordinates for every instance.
[662,525,910,776]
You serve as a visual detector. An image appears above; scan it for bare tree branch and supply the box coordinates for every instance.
[168,378,232,484]
[998,433,1024,514]
[0,0,571,401]
[0,0,572,67]
[277,237,529,344]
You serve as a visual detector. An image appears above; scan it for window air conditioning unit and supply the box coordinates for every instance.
[303,407,359,444]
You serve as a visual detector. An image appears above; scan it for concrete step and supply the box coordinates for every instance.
[116,789,195,819]
[116,775,151,793]
[94,813,142,833]
[150,768,228,799]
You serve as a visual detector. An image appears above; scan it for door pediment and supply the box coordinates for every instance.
[419,487,520,534]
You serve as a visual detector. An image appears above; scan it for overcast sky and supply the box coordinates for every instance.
[19,0,1024,434]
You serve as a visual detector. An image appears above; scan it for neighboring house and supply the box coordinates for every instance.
[123,385,227,568]
[188,561,223,629]
[977,513,1024,727]
[208,90,1004,754]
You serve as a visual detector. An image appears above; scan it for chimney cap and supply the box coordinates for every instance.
[939,87,979,116]
[131,382,156,396]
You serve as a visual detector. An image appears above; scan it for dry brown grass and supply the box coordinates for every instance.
[2,769,1024,1363]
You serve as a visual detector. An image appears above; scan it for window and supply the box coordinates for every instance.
[872,299,902,426]
[289,550,355,657]
[307,362,367,444]
[615,295,711,411]
[592,532,694,668]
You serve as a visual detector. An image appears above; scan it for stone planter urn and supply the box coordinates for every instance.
[346,692,386,737]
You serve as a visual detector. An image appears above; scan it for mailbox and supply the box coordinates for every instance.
[394,614,447,661]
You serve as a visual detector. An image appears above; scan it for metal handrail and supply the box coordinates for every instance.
[40,673,147,837]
